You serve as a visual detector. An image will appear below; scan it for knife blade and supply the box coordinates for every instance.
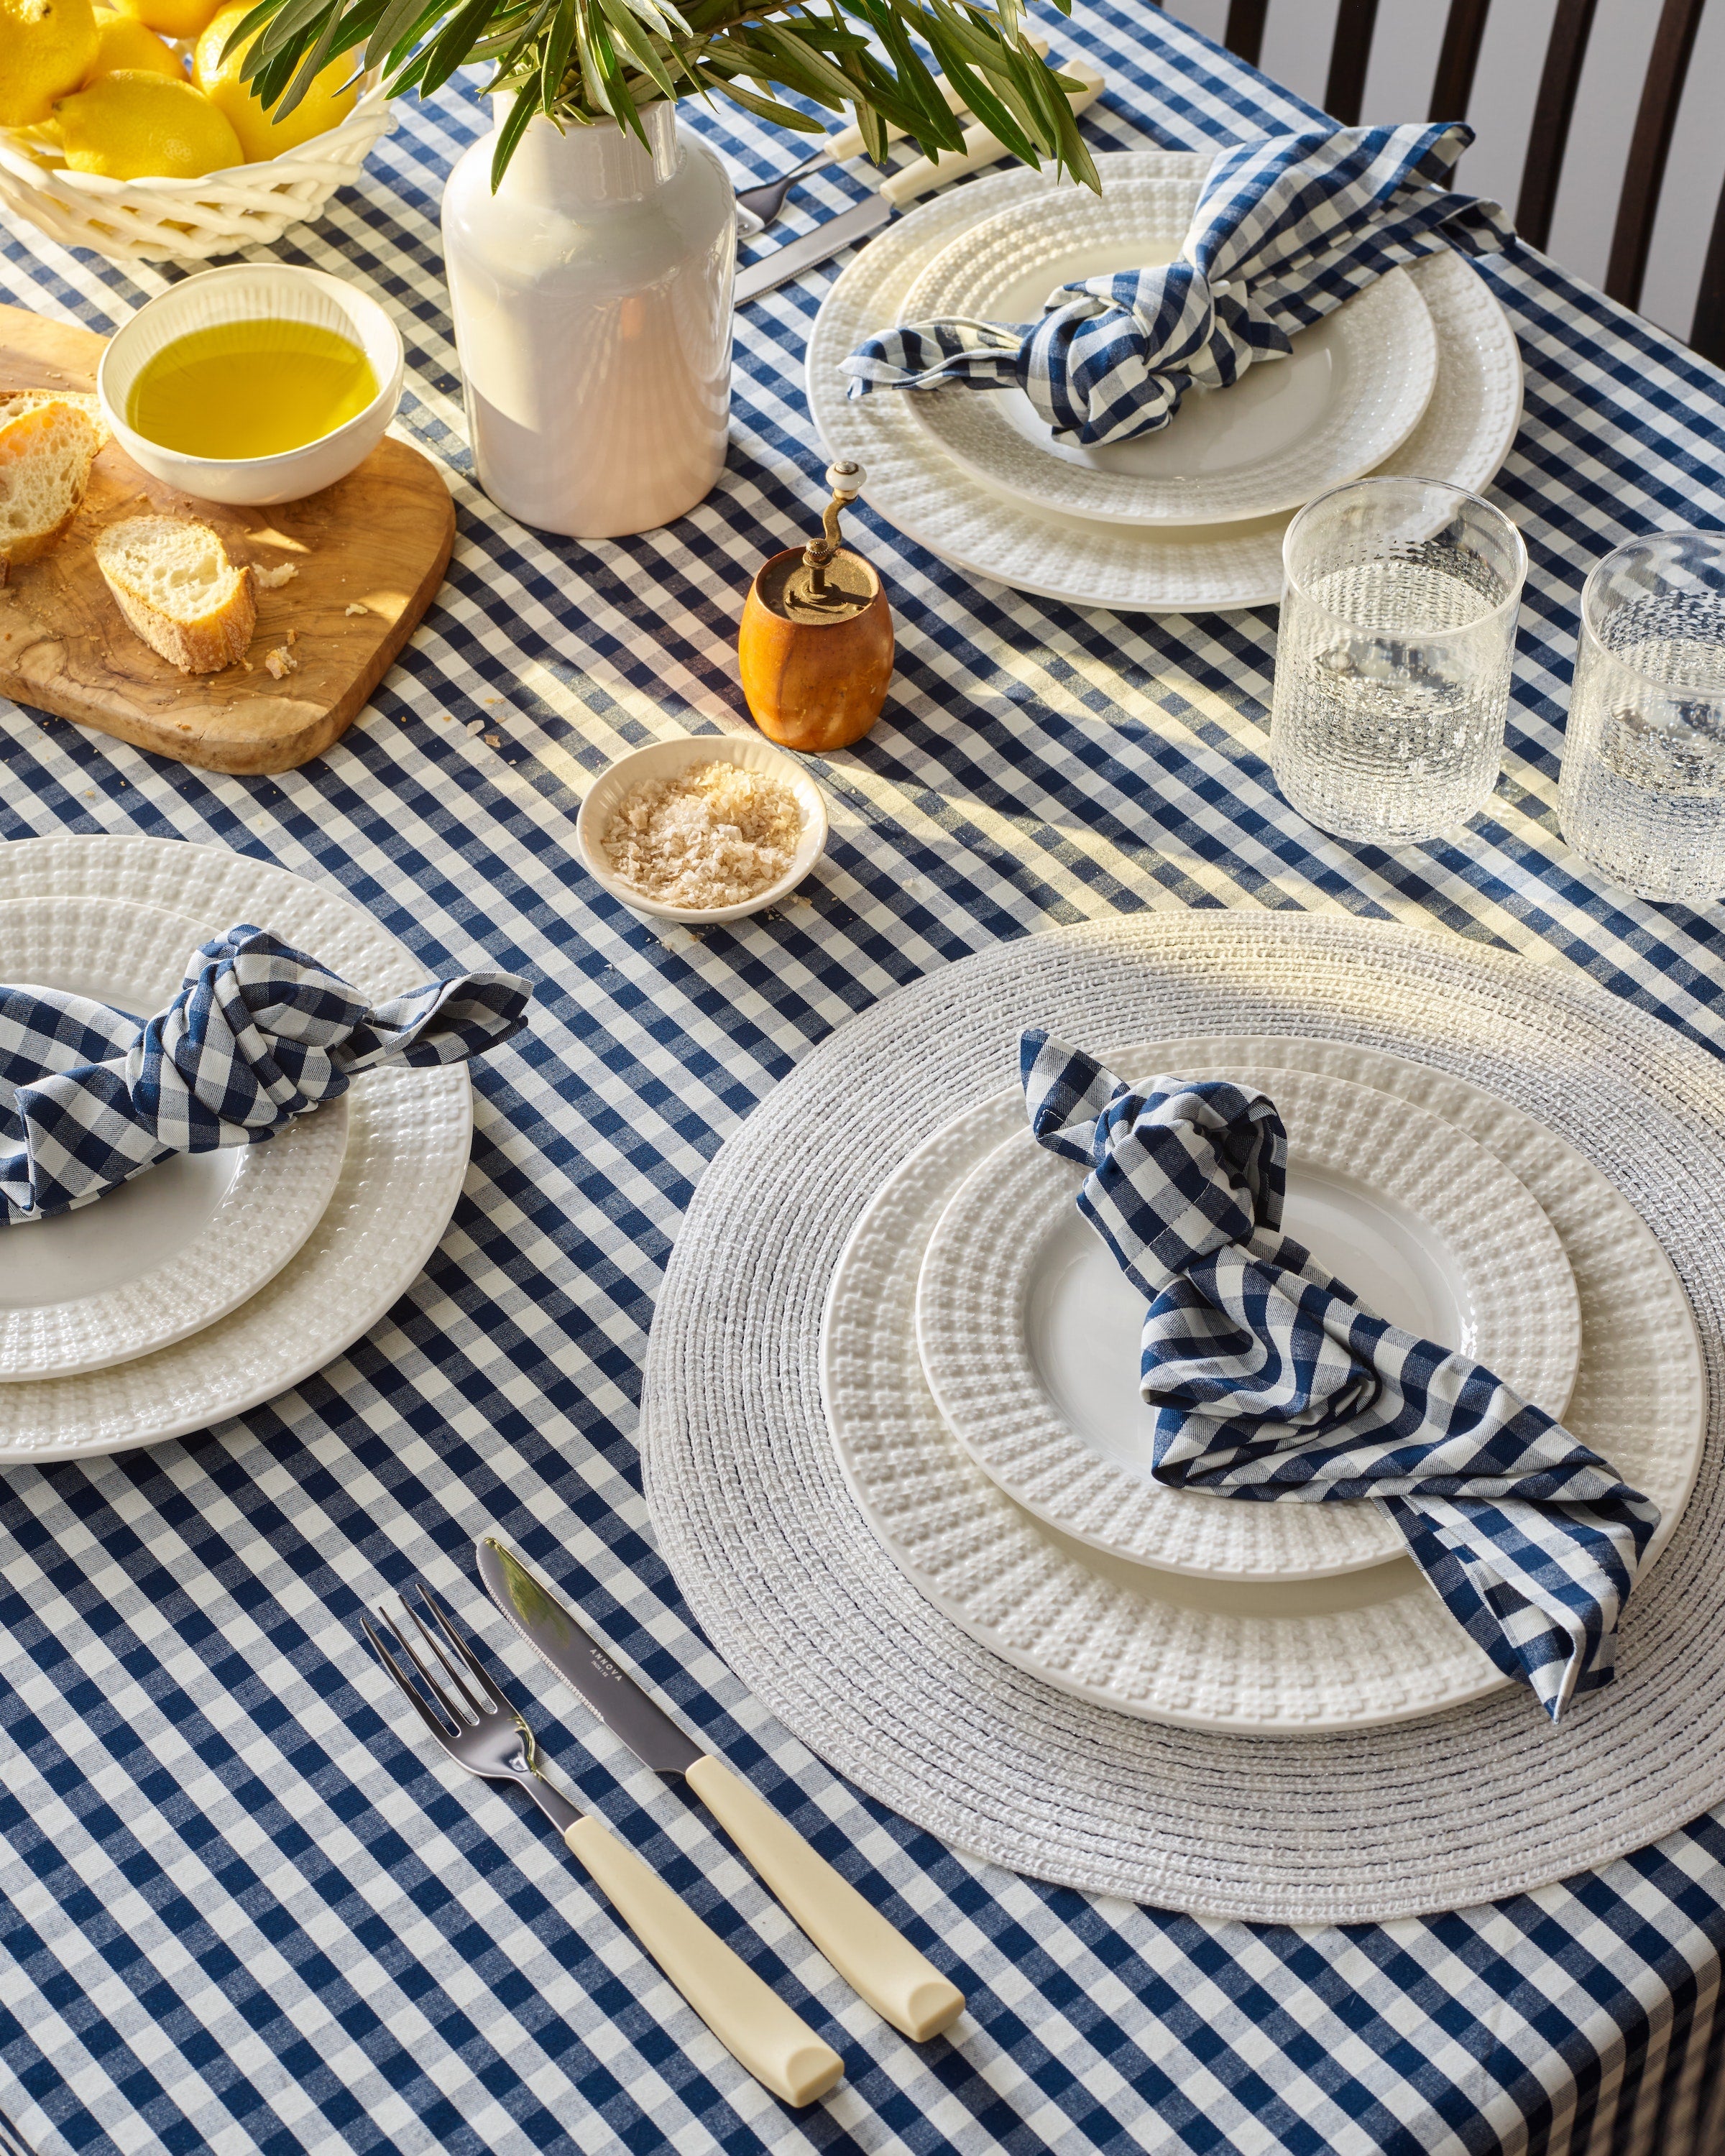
[734,195,892,305]
[477,1537,965,2043]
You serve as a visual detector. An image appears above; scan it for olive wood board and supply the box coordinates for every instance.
[0,303,456,775]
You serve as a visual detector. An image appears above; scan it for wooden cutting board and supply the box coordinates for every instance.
[0,303,456,775]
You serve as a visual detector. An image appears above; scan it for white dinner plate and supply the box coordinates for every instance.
[899,182,1438,526]
[0,837,474,1464]
[819,1035,1704,1731]
[806,152,1525,612]
[0,899,349,1381]
[914,1062,1581,1579]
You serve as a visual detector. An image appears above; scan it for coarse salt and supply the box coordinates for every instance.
[600,760,801,908]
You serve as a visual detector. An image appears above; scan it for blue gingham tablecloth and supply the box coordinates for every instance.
[2,9,1725,2153]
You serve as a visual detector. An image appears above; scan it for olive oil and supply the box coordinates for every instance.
[127,318,378,459]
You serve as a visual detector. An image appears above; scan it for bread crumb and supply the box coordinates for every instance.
[466,719,483,734]
[344,602,367,616]
[254,563,298,590]
[285,628,298,645]
[263,645,298,679]
[599,760,802,909]
[483,731,501,747]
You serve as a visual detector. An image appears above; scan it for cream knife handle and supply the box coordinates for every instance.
[880,57,1105,208]
[686,1756,965,2043]
[564,1816,844,2107]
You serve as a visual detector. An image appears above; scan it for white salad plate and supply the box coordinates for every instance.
[898,182,1438,527]
[914,1061,1581,1580]
[0,898,349,1382]
[0,837,474,1463]
[820,1035,1705,1732]
[806,153,1525,612]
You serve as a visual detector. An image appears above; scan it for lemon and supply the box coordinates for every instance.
[85,7,183,78]
[109,0,217,40]
[193,1,355,161]
[0,0,98,127]
[55,69,242,175]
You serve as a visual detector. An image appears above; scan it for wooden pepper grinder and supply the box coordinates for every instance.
[739,459,894,752]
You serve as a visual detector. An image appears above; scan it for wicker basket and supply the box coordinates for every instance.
[0,83,395,263]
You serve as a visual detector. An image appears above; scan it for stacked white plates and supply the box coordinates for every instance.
[806,152,1524,611]
[820,1034,1705,1731]
[0,837,475,1463]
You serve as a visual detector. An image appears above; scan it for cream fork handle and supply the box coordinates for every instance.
[686,1756,966,2042]
[880,56,1106,207]
[564,1817,844,2106]
[822,35,1050,163]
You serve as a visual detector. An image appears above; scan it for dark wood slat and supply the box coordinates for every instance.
[1605,0,1706,308]
[1517,0,1598,251]
[1430,0,1491,118]
[1693,168,1725,364]
[1223,0,1269,66]
[1325,0,1380,124]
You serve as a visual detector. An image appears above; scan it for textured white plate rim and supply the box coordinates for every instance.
[805,152,1525,612]
[643,915,1722,1917]
[914,1059,1581,1579]
[0,898,351,1381]
[819,1033,1703,1732]
[901,190,1438,525]
[0,838,474,1464]
[574,734,829,926]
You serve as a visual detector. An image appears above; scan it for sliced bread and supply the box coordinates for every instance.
[0,397,106,576]
[0,389,109,443]
[95,515,257,675]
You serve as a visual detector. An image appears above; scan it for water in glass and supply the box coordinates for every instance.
[1269,479,1525,845]
[1559,540,1725,904]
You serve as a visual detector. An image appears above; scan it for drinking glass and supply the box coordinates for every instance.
[1268,477,1527,843]
[1558,530,1725,904]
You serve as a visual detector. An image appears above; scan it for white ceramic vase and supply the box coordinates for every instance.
[441,103,735,539]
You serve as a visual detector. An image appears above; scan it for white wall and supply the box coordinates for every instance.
[1162,0,1725,344]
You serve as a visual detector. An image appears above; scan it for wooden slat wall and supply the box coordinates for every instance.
[1604,0,1707,308]
[1195,0,1725,364]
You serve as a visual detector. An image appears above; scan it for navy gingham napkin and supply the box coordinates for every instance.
[0,925,530,1223]
[1021,1031,1658,1720]
[843,121,1514,446]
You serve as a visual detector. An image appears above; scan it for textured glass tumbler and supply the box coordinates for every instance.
[1269,477,1527,843]
[1558,531,1725,904]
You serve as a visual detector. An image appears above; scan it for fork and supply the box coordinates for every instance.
[363,1588,845,2108]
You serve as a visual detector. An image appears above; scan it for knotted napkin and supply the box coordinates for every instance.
[844,121,1514,446]
[0,925,530,1224]
[1021,1031,1658,1720]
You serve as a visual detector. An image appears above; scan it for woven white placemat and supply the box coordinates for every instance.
[640,912,1725,1922]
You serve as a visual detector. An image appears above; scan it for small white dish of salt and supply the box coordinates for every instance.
[575,734,829,925]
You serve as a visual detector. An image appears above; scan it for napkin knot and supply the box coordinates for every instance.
[1021,1030,1659,1720]
[1,925,531,1222]
[843,120,1514,446]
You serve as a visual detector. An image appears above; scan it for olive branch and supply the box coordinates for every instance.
[226,0,1099,192]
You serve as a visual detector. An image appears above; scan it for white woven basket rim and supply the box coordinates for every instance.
[0,81,392,198]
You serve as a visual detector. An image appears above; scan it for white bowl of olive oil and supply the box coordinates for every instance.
[98,264,406,507]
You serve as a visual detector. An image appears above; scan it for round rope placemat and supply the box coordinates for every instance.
[640,913,1725,1922]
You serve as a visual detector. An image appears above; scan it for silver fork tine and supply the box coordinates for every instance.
[416,1585,508,1714]
[396,1591,493,1721]
[385,1600,482,1726]
[362,1611,464,1741]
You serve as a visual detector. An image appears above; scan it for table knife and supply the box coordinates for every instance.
[477,1537,965,2043]
[735,196,893,305]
